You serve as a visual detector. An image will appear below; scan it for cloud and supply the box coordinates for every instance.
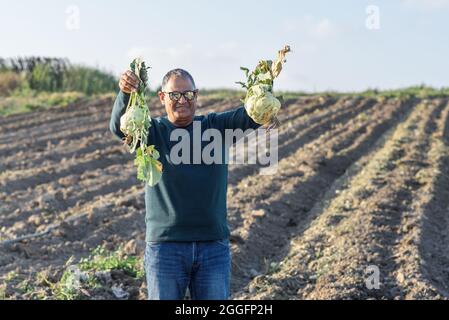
[312,18,337,38]
[126,47,148,60]
[124,42,243,88]
[127,44,194,61]
[127,42,239,64]
[401,0,449,9]
[218,41,238,51]
[282,16,340,39]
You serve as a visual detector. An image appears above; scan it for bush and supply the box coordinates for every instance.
[0,71,26,96]
[62,66,117,95]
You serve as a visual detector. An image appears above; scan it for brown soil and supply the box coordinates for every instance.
[1,96,448,300]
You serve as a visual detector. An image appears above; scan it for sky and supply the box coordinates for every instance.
[0,0,448,92]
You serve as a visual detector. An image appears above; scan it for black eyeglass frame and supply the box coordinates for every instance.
[161,89,199,102]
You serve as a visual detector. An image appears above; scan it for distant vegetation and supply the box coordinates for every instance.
[322,85,449,99]
[0,57,117,116]
[0,57,117,96]
[1,56,448,117]
[200,85,449,102]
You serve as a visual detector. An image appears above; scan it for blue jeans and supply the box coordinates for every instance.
[144,239,231,300]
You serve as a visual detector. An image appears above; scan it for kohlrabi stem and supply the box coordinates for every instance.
[126,91,136,111]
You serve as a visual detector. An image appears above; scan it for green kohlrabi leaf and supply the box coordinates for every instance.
[134,147,163,187]
[120,57,163,187]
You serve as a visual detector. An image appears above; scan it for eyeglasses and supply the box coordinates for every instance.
[162,90,198,102]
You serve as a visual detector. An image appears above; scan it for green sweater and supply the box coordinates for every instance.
[109,91,260,242]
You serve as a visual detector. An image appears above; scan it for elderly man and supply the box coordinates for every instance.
[109,68,261,300]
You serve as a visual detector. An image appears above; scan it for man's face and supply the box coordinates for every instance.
[158,76,198,127]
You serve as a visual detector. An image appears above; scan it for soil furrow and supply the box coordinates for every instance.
[0,144,131,194]
[244,99,442,300]
[228,97,370,185]
[229,98,414,298]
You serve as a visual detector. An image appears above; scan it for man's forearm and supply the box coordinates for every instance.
[109,91,130,141]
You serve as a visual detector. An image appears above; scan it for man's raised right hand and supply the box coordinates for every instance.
[119,70,139,94]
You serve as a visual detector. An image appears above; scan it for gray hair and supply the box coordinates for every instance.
[161,68,196,91]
